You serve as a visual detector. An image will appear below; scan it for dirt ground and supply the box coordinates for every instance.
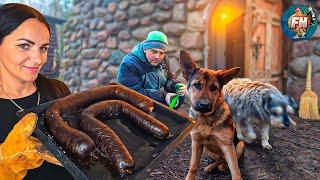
[147,104,320,180]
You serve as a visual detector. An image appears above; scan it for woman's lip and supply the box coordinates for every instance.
[24,66,39,73]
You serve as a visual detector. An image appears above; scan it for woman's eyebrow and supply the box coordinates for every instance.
[17,38,49,46]
[17,38,35,45]
[42,43,50,46]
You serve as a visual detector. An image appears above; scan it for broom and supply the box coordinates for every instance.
[298,60,320,120]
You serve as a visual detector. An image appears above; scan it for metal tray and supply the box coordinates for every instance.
[17,97,194,180]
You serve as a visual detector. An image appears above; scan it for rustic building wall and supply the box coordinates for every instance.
[62,0,319,106]
[62,0,211,92]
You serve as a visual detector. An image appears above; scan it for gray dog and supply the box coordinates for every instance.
[223,78,297,149]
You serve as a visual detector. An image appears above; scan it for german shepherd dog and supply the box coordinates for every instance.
[180,50,245,180]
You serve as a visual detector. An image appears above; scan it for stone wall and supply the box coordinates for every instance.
[62,0,211,92]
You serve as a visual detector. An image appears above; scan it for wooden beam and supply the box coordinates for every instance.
[265,22,272,72]
[244,0,253,78]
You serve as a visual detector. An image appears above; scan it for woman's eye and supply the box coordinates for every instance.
[40,46,48,53]
[194,82,202,90]
[18,44,30,50]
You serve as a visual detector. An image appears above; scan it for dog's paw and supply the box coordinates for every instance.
[262,143,272,150]
[218,163,228,172]
[204,166,213,173]
[185,174,196,180]
[204,162,219,173]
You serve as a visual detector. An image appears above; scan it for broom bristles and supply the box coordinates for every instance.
[299,91,320,120]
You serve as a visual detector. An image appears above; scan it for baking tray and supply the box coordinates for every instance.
[17,95,195,180]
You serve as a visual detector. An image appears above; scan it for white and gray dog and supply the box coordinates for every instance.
[223,78,298,149]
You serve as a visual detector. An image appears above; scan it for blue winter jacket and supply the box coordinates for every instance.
[117,43,185,106]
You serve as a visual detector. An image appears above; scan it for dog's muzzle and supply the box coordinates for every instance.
[194,99,212,113]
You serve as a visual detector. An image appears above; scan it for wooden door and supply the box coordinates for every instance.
[245,0,284,90]
[226,14,245,77]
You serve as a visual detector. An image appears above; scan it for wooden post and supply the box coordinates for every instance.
[244,0,253,79]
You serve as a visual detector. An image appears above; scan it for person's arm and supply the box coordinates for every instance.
[162,55,180,93]
[118,62,167,103]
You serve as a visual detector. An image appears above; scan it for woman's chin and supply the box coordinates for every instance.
[20,74,39,82]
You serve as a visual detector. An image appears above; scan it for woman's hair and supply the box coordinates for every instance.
[0,3,51,44]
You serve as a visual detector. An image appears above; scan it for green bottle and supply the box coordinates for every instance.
[169,95,179,109]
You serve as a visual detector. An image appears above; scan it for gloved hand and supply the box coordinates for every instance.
[175,83,187,96]
[0,113,62,180]
[165,93,179,108]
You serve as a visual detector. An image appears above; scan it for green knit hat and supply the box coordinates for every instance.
[142,31,168,51]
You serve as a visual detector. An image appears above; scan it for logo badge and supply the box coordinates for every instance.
[281,5,318,40]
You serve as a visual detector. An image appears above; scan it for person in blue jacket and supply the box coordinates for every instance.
[117,31,186,108]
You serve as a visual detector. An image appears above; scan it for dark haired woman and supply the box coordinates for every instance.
[0,3,72,179]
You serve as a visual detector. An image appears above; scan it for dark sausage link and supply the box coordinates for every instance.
[44,85,154,158]
[112,85,154,113]
[80,113,134,176]
[80,100,169,175]
[44,103,96,158]
[56,85,154,113]
[81,100,169,139]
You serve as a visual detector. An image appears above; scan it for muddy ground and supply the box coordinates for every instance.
[147,105,320,180]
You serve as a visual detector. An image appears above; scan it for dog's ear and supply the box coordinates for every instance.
[179,50,199,80]
[262,93,273,109]
[218,67,240,85]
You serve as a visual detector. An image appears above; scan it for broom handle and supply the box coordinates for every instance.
[306,60,312,91]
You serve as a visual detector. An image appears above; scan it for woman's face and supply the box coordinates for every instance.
[0,18,50,83]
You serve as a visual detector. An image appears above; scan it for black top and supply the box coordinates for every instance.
[0,74,73,180]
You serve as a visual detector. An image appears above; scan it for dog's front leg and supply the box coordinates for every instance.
[220,144,242,180]
[260,123,272,149]
[241,120,256,143]
[185,140,203,180]
[234,119,245,141]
